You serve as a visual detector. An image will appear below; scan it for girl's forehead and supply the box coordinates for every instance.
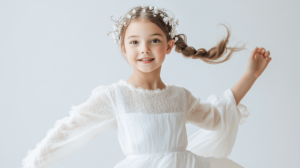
[124,19,165,38]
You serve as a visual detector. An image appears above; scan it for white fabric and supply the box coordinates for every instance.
[22,79,250,168]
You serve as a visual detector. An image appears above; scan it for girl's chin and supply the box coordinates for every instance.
[134,67,157,73]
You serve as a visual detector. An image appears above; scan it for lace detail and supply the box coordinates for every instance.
[118,79,173,94]
[100,80,185,114]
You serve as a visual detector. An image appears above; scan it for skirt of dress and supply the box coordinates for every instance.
[114,149,243,168]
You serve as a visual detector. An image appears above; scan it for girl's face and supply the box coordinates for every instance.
[121,18,174,73]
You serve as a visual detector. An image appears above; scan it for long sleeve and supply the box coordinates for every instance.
[22,85,117,168]
[183,87,250,158]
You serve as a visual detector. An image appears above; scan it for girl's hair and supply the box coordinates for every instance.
[119,6,246,64]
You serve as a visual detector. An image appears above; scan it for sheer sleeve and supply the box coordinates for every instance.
[183,87,250,158]
[22,85,117,168]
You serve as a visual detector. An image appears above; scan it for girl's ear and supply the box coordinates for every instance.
[121,44,127,56]
[166,39,175,54]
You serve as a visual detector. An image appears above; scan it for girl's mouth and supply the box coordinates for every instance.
[138,58,155,64]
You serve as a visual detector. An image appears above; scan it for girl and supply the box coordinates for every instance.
[22,5,271,168]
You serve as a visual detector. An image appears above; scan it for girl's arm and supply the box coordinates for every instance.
[184,47,270,157]
[231,73,256,105]
[184,87,250,157]
[22,86,116,168]
[231,47,272,105]
[184,87,249,131]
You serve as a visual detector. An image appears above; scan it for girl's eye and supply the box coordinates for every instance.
[130,41,138,45]
[151,39,161,43]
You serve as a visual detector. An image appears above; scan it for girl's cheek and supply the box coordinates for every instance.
[155,46,166,60]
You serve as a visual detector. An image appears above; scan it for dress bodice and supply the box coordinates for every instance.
[105,83,188,156]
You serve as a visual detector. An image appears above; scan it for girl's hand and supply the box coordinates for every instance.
[245,47,272,79]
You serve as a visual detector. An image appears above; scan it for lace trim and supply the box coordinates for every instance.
[118,79,174,94]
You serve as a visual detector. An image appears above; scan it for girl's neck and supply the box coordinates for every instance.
[126,76,166,91]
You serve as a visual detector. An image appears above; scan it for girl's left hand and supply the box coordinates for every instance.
[245,47,272,79]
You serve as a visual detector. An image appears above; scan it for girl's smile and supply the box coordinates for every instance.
[138,58,155,64]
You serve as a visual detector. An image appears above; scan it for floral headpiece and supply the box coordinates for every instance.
[107,6,179,46]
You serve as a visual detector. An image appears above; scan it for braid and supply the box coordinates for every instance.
[174,24,246,64]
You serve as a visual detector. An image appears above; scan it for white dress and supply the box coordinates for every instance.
[22,79,250,168]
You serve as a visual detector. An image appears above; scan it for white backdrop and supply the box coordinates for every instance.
[1,0,299,167]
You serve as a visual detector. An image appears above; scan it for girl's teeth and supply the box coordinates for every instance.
[140,59,154,61]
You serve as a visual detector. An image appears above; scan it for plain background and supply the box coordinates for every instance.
[1,0,299,167]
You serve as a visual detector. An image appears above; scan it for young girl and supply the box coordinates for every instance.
[22,5,271,168]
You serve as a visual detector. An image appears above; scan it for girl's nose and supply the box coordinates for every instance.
[141,50,150,54]
[141,45,150,54]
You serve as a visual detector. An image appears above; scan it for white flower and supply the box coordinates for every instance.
[113,24,118,30]
[154,7,158,11]
[118,25,122,31]
[127,14,131,18]
[123,22,127,26]
[149,6,153,10]
[132,9,136,14]
[163,17,169,24]
[141,5,144,8]
[160,14,164,17]
[142,9,146,12]
[175,37,178,42]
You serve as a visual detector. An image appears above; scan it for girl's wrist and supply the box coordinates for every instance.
[244,71,258,81]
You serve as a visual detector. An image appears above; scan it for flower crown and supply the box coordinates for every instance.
[107,6,179,46]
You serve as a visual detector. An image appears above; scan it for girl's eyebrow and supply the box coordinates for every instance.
[127,33,163,39]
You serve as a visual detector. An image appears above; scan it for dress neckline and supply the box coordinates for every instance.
[118,79,173,94]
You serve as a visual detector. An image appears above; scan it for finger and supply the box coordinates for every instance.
[259,53,268,61]
[250,47,258,59]
[264,51,270,57]
[257,47,264,56]
[259,53,267,61]
[265,57,271,64]
[257,48,264,58]
[256,47,263,57]
[261,48,266,55]
[268,57,272,63]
